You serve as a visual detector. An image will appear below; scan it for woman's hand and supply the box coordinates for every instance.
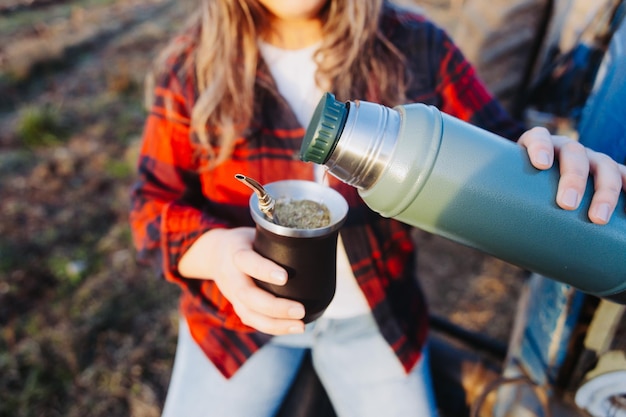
[179,227,306,335]
[518,126,626,224]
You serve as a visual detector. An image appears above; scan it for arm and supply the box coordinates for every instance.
[130,72,305,335]
[129,79,219,283]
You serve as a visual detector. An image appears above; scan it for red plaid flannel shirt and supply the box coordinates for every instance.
[130,5,524,378]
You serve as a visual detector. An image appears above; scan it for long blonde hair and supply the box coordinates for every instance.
[153,0,407,167]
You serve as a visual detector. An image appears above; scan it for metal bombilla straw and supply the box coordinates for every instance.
[235,174,279,223]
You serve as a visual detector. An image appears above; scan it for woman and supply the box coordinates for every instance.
[130,1,626,416]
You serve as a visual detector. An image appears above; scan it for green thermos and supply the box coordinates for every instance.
[300,93,626,304]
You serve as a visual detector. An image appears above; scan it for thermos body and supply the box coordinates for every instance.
[300,93,626,304]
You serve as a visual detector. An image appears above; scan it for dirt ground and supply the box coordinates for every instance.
[0,1,528,416]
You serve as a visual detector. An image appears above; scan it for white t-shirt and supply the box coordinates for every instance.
[258,41,370,318]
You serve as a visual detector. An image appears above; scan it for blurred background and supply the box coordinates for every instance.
[0,0,623,416]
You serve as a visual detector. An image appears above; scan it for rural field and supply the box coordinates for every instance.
[0,1,527,416]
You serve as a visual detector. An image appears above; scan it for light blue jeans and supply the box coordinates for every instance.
[162,313,439,417]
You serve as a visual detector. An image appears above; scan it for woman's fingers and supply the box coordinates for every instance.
[518,128,625,224]
[231,283,305,335]
[553,137,590,211]
[224,246,305,335]
[517,126,555,170]
[585,149,623,224]
[233,247,288,286]
[518,128,589,210]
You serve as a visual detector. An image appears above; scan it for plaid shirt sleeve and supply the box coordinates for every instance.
[129,70,228,285]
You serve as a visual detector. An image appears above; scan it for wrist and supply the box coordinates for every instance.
[178,228,227,279]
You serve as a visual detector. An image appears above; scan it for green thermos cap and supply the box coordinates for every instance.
[300,92,348,164]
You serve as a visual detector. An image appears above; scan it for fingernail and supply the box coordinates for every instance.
[594,203,610,223]
[271,270,287,285]
[537,150,551,167]
[562,188,579,208]
[288,305,305,319]
[288,325,304,334]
